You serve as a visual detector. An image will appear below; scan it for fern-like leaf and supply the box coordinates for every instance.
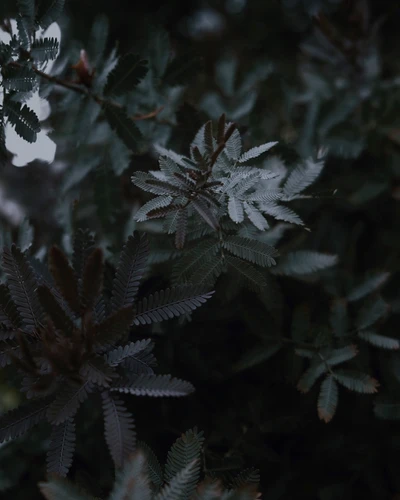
[30,38,59,62]
[333,369,379,394]
[156,460,199,500]
[137,441,164,490]
[347,272,391,302]
[237,142,278,163]
[109,451,151,500]
[271,251,337,276]
[243,202,269,231]
[0,397,52,442]
[107,339,153,367]
[172,241,220,284]
[222,236,278,268]
[133,286,213,325]
[317,375,339,423]
[47,418,76,476]
[103,104,142,152]
[175,209,188,249]
[37,284,74,335]
[111,232,149,311]
[228,197,244,224]
[191,198,220,230]
[102,391,136,469]
[3,100,40,143]
[2,245,44,331]
[134,196,173,222]
[93,306,134,351]
[104,53,148,96]
[47,381,94,425]
[111,374,194,397]
[164,427,204,499]
[282,158,324,200]
[358,330,400,350]
[2,66,37,92]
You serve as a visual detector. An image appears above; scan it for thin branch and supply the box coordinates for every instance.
[8,61,161,121]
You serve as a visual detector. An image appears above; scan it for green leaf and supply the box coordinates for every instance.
[104,53,148,96]
[223,236,278,268]
[192,198,220,231]
[326,345,358,366]
[111,374,194,397]
[30,38,59,63]
[3,100,40,143]
[272,251,337,276]
[347,272,391,302]
[358,330,400,350]
[164,428,204,498]
[238,142,278,163]
[297,358,326,393]
[156,460,199,500]
[17,14,31,50]
[103,104,143,152]
[333,369,379,394]
[36,0,65,30]
[226,255,269,290]
[46,418,76,477]
[317,375,338,423]
[137,441,163,490]
[283,158,324,201]
[2,244,44,331]
[356,296,389,330]
[102,391,136,469]
[228,196,244,224]
[109,451,151,500]
[111,232,149,311]
[2,65,37,92]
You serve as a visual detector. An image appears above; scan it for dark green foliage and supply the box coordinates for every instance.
[30,38,59,63]
[0,232,212,476]
[1,0,400,498]
[103,103,143,152]
[3,100,40,143]
[104,53,148,96]
[39,429,261,499]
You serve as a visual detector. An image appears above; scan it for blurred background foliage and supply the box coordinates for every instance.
[1,0,400,498]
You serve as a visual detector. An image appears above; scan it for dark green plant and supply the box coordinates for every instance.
[0,230,212,476]
[39,428,261,500]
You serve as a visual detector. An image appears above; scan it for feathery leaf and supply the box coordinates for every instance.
[317,375,338,423]
[104,53,148,96]
[133,286,214,325]
[333,369,379,394]
[3,100,40,143]
[111,232,149,311]
[47,418,76,477]
[102,391,136,469]
[223,236,278,268]
[2,245,44,331]
[103,104,142,152]
[111,374,194,397]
